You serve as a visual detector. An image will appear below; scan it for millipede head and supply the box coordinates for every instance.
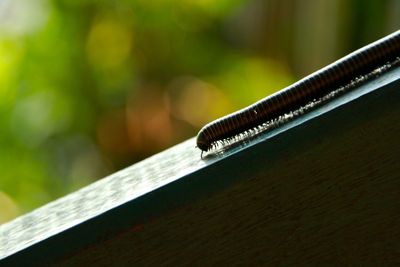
[196,129,211,152]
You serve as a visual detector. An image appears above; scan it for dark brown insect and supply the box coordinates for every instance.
[196,30,400,155]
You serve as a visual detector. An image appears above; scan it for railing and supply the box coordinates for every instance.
[1,66,400,266]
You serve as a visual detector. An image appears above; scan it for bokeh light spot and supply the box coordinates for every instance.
[127,89,173,153]
[0,191,19,224]
[216,57,294,106]
[0,40,22,105]
[169,77,232,127]
[0,0,49,36]
[86,18,133,70]
[11,91,72,147]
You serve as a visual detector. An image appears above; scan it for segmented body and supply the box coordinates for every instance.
[196,30,400,152]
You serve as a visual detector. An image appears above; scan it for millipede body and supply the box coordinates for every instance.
[196,30,400,154]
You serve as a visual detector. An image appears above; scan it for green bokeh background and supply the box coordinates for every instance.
[0,0,398,223]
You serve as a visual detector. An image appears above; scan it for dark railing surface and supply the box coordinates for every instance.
[1,66,400,266]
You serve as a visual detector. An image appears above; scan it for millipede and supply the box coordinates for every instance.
[196,30,400,157]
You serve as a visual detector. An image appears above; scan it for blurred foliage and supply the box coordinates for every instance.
[0,0,398,223]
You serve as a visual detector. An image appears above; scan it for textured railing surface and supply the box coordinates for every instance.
[1,67,400,266]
